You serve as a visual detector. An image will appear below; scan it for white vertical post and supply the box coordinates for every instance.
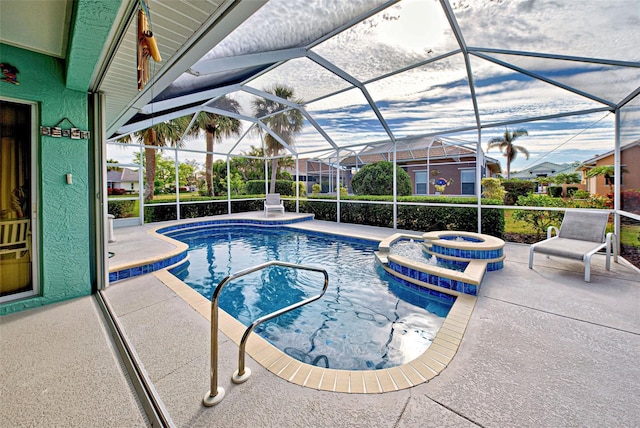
[393,143,397,229]
[476,128,483,233]
[139,145,145,225]
[295,155,300,213]
[336,150,340,223]
[175,148,181,220]
[614,109,621,253]
[227,156,232,214]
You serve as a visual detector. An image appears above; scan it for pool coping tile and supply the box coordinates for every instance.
[151,219,477,394]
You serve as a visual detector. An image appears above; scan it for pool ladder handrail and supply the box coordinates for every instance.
[203,260,329,407]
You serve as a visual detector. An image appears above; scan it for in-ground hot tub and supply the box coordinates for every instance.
[376,231,505,296]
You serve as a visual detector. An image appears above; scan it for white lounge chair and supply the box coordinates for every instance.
[529,210,617,282]
[0,219,30,259]
[264,193,285,217]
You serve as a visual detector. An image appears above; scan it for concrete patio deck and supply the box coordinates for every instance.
[2,212,639,427]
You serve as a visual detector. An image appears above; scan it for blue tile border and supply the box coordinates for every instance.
[430,244,503,262]
[387,259,478,296]
[162,219,380,248]
[388,275,457,303]
[109,251,188,283]
[155,215,315,235]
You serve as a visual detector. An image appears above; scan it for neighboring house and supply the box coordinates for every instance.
[510,161,576,180]
[106,168,140,193]
[340,136,501,196]
[510,162,580,193]
[577,139,640,195]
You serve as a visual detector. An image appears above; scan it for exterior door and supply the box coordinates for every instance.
[0,99,38,302]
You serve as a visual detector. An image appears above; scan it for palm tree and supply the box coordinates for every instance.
[585,165,629,193]
[118,120,186,201]
[232,146,265,181]
[553,172,581,197]
[252,85,304,194]
[187,96,243,196]
[487,128,529,180]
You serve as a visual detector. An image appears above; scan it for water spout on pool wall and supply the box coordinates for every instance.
[376,231,506,297]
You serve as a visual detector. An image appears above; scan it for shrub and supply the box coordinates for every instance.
[621,189,640,214]
[397,197,504,238]
[569,195,609,209]
[108,200,135,218]
[292,181,306,197]
[144,204,177,223]
[481,178,506,202]
[296,195,505,238]
[143,198,266,222]
[311,183,321,196]
[547,186,563,198]
[351,161,412,196]
[572,189,591,199]
[502,180,536,205]
[566,186,579,197]
[245,180,294,196]
[110,188,127,195]
[513,194,566,240]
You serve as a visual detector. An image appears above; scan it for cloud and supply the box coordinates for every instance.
[146,0,639,166]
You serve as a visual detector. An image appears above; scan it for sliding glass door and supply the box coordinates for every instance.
[0,99,37,302]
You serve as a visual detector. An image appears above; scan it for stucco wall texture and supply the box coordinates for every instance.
[1,44,91,314]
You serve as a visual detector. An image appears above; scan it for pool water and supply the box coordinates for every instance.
[389,239,466,271]
[168,226,453,370]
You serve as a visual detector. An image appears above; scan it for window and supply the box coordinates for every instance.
[461,169,475,195]
[605,174,623,186]
[415,171,427,194]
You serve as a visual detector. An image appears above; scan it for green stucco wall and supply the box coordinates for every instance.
[66,0,124,91]
[0,43,91,314]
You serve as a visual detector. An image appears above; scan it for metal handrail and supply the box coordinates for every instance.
[203,260,329,407]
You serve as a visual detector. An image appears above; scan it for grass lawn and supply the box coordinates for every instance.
[505,209,640,247]
[504,209,536,235]
[621,224,640,246]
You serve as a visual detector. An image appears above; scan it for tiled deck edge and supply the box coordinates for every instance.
[154,269,476,394]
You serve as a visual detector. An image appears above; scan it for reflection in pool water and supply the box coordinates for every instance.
[167,226,453,370]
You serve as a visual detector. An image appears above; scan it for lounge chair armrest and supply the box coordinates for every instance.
[547,226,559,239]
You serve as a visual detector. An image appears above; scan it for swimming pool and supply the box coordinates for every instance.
[166,225,454,370]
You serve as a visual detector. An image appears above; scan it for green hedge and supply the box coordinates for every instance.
[144,197,264,223]
[566,186,579,197]
[140,194,505,238]
[245,180,294,196]
[547,186,563,197]
[108,200,135,219]
[295,195,505,238]
[503,180,536,205]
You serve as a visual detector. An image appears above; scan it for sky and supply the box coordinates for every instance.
[109,0,640,174]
